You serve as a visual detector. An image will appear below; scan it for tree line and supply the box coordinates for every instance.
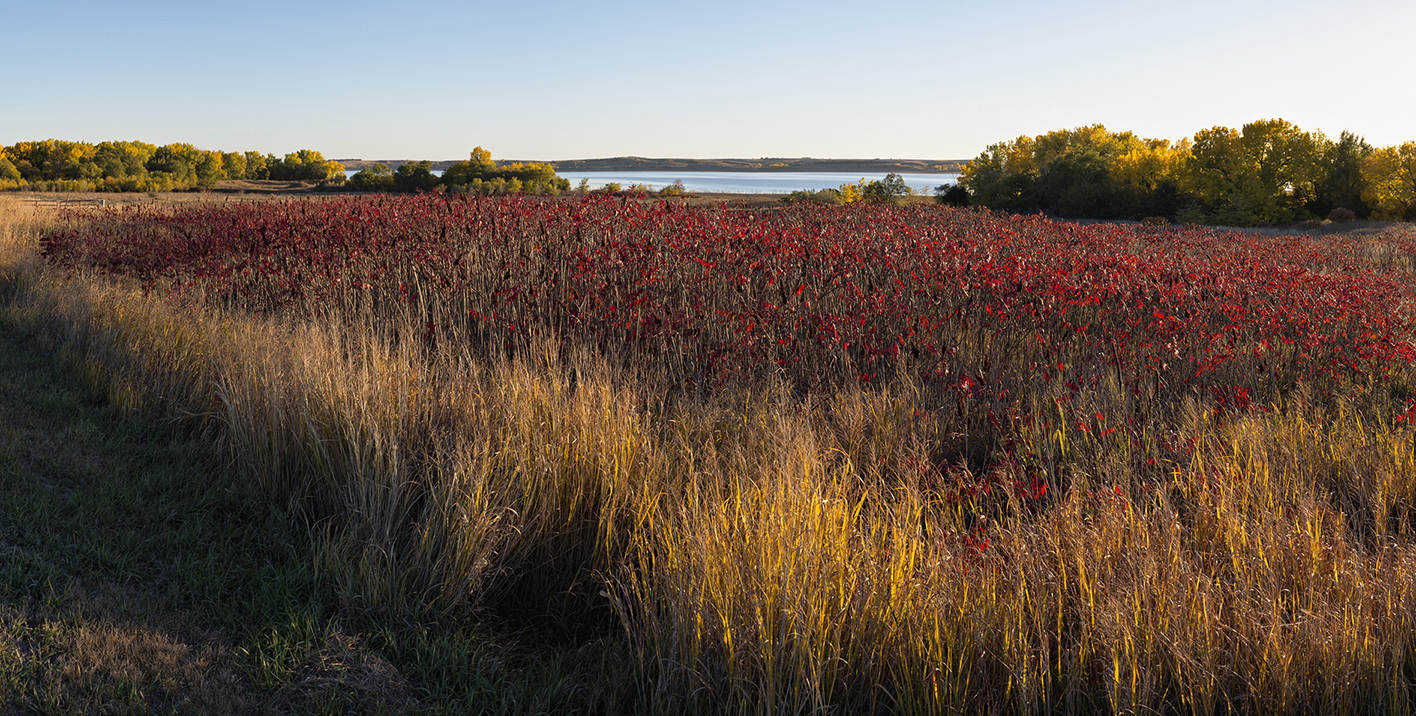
[0,140,346,192]
[0,141,573,196]
[346,147,570,195]
[781,173,914,205]
[950,120,1416,225]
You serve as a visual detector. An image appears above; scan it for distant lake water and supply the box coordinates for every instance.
[340,170,963,195]
[558,171,961,195]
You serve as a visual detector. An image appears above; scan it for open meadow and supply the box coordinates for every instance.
[5,192,1416,713]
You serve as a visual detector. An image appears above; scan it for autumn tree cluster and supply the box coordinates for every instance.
[957,121,1416,225]
[781,173,913,205]
[0,140,346,192]
[347,147,570,195]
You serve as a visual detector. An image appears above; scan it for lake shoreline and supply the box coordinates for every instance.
[340,157,968,174]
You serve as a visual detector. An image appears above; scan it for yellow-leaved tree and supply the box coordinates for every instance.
[0,147,21,186]
[836,179,864,204]
[958,135,1040,212]
[1111,139,1189,193]
[1360,142,1416,220]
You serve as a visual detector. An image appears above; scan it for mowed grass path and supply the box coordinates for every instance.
[0,311,422,714]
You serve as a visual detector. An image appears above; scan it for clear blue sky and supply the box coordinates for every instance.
[4,0,1413,161]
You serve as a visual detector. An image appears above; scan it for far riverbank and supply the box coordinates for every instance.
[339,157,969,174]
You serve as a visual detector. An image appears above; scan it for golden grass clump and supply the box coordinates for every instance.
[614,390,1416,714]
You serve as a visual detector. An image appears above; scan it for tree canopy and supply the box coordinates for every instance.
[0,139,570,197]
[957,120,1415,225]
[434,147,569,196]
[0,139,345,192]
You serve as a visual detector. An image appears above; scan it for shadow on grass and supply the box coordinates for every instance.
[0,312,421,714]
[0,306,639,715]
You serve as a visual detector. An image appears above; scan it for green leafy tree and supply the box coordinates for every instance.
[243,151,270,179]
[934,182,969,207]
[6,140,99,181]
[494,162,566,194]
[93,141,155,180]
[957,119,1402,225]
[1030,125,1148,218]
[146,143,199,184]
[861,173,911,204]
[1182,126,1262,225]
[1312,131,1373,218]
[1238,118,1324,223]
[0,152,20,184]
[393,161,439,192]
[221,151,248,180]
[441,147,568,194]
[348,163,395,191]
[783,188,844,205]
[0,139,354,192]
[269,149,344,182]
[1181,119,1325,225]
[443,147,497,185]
[958,137,1041,212]
[194,151,224,188]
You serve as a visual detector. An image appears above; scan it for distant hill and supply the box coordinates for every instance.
[339,157,968,173]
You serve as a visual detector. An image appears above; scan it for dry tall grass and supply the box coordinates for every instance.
[4,196,1415,713]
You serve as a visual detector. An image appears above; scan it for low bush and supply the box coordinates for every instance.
[781,188,843,204]
[934,182,970,207]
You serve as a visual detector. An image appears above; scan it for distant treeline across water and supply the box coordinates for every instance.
[551,171,961,195]
[338,169,962,195]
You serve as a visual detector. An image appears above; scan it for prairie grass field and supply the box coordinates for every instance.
[6,192,1416,713]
